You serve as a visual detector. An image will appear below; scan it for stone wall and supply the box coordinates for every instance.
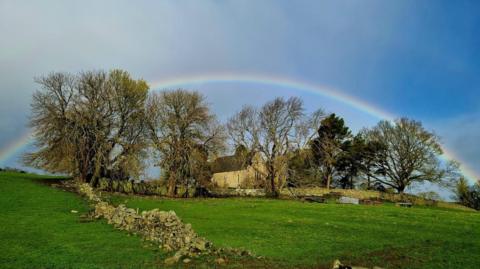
[210,188,266,197]
[283,187,439,205]
[210,186,438,206]
[92,202,211,254]
[76,182,217,263]
[75,182,257,264]
[95,178,195,197]
[281,187,382,199]
[211,186,405,200]
[93,177,438,206]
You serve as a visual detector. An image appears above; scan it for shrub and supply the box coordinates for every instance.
[112,180,119,192]
[98,178,111,191]
[93,178,171,196]
[455,178,480,210]
[417,191,441,201]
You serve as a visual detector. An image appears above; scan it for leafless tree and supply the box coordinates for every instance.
[26,72,77,174]
[226,105,260,169]
[26,70,149,184]
[145,89,225,197]
[227,97,320,197]
[366,118,451,193]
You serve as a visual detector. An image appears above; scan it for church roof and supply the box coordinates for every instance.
[211,155,245,173]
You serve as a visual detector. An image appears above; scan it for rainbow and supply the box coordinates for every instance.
[0,132,33,166]
[0,73,477,183]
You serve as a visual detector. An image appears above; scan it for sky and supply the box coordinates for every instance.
[0,0,479,186]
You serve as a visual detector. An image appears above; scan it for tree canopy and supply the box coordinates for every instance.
[311,114,351,189]
[365,118,448,193]
[25,69,464,198]
[26,70,149,184]
[145,89,224,196]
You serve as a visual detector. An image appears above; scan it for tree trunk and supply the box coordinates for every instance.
[90,176,99,187]
[183,181,189,198]
[326,165,332,190]
[167,172,177,197]
[266,162,278,198]
[269,173,278,197]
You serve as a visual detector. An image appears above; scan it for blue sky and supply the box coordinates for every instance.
[0,0,479,182]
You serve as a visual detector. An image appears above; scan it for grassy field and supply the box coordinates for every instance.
[0,172,169,269]
[109,193,480,268]
[1,171,479,268]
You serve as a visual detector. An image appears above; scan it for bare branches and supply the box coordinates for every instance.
[145,89,225,197]
[226,105,259,152]
[27,70,456,197]
[27,70,149,183]
[227,97,318,197]
[365,118,448,193]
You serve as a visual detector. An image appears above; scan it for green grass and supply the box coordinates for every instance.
[1,171,479,268]
[0,172,169,269]
[108,194,480,268]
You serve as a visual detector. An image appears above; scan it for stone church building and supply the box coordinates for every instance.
[210,153,265,189]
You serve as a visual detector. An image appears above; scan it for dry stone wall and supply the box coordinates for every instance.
[95,178,431,206]
[93,178,437,207]
[76,182,224,263]
[92,201,211,254]
[210,188,266,197]
[96,178,200,197]
[282,187,438,205]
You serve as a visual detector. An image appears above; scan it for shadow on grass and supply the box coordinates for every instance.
[338,240,446,269]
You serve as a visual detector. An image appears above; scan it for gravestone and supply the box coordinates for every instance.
[338,196,359,205]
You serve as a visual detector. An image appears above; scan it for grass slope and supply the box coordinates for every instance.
[1,171,479,268]
[0,172,168,269]
[109,195,480,268]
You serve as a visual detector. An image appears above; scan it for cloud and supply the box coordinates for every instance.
[0,0,478,180]
[428,112,480,181]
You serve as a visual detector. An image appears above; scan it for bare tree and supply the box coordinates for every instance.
[291,109,326,150]
[26,70,149,184]
[100,70,150,180]
[366,118,450,193]
[227,97,309,197]
[145,89,224,197]
[226,105,260,169]
[226,106,259,150]
[26,73,77,174]
[284,109,326,187]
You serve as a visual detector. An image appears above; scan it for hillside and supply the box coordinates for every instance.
[1,171,479,268]
[0,172,167,268]
[108,192,480,268]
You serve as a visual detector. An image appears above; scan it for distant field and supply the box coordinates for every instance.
[1,172,479,269]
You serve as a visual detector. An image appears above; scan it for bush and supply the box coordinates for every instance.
[417,191,441,201]
[1,167,27,173]
[112,180,119,192]
[98,178,111,191]
[456,178,480,210]
[132,181,146,195]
